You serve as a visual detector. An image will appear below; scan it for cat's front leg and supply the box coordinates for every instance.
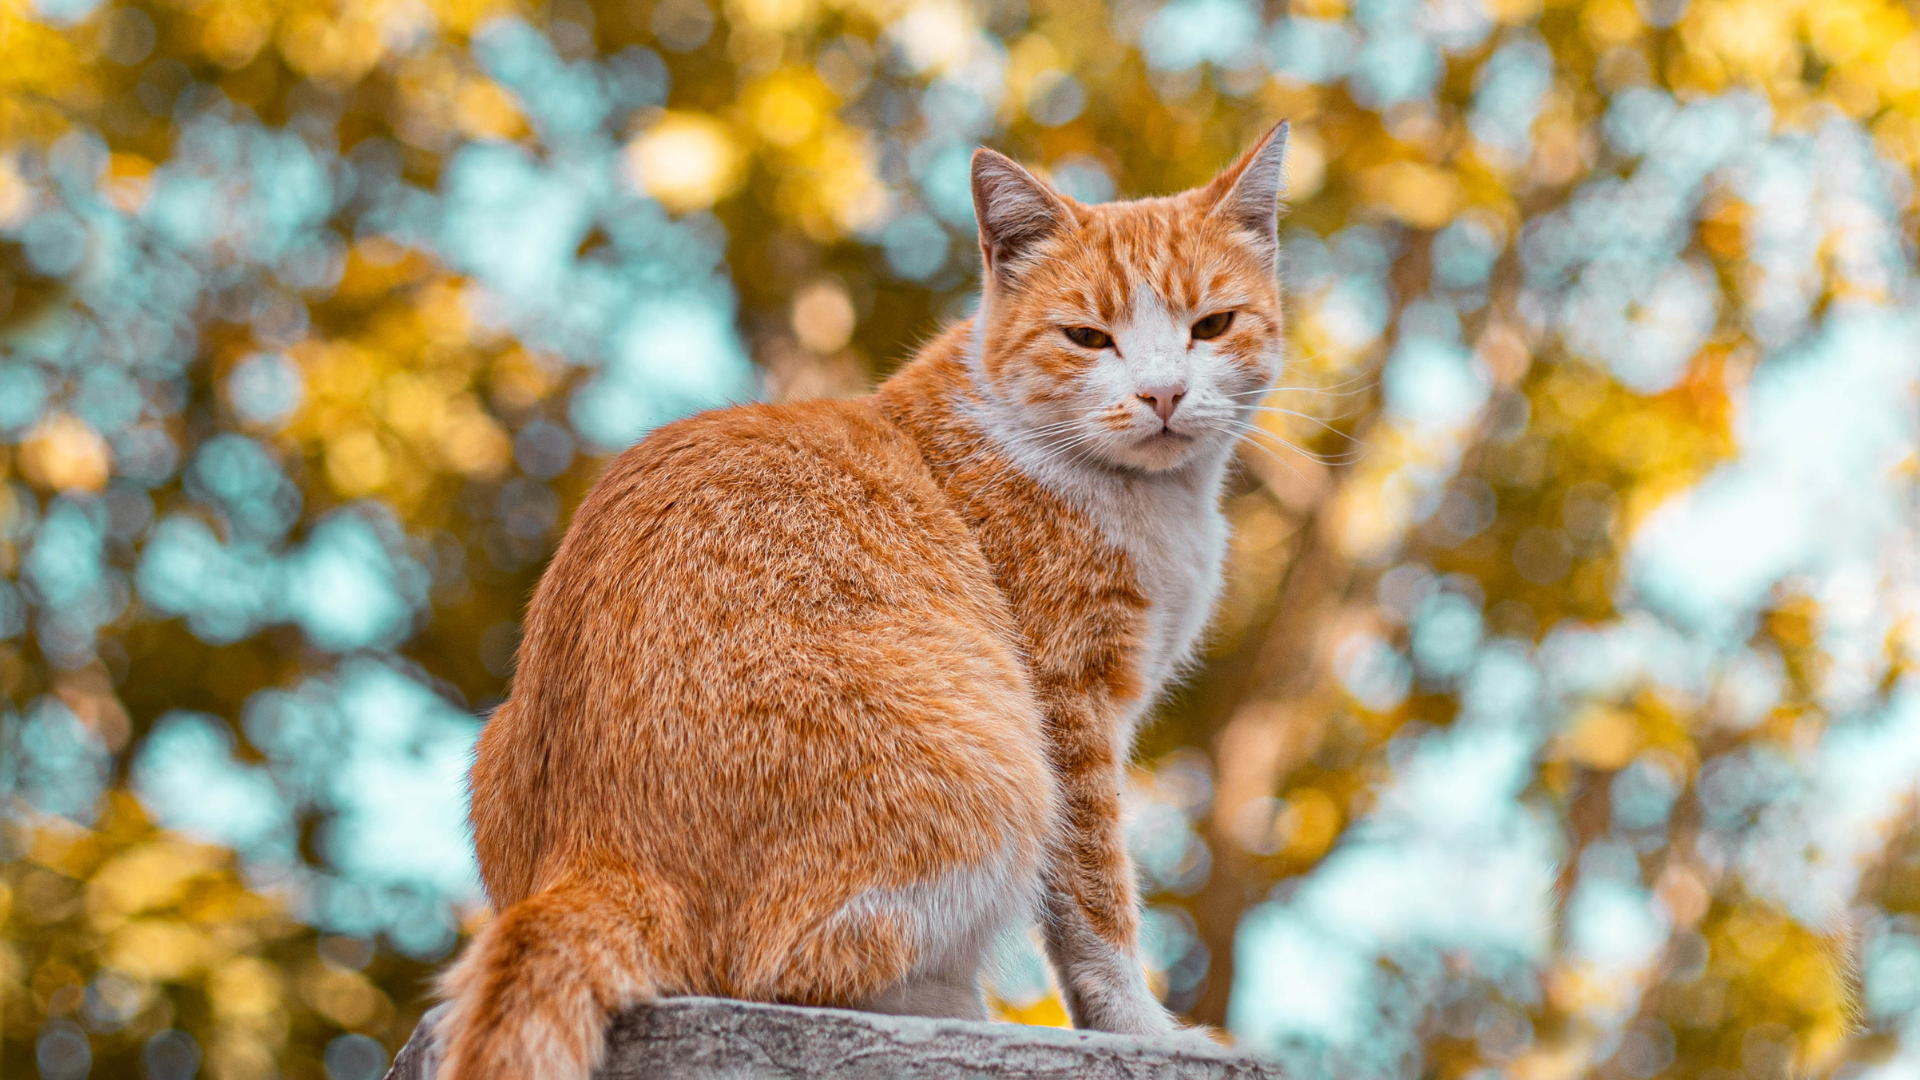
[1040,872,1176,1036]
[1036,698,1180,1037]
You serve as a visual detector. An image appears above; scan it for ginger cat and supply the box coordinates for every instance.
[437,122,1289,1080]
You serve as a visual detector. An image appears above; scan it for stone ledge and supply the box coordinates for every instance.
[385,998,1285,1079]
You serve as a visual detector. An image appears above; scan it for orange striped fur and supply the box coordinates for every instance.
[437,123,1290,1080]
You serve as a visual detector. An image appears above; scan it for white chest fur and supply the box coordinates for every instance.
[993,430,1234,716]
[1069,463,1231,702]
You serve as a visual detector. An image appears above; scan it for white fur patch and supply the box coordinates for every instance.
[837,834,1047,1020]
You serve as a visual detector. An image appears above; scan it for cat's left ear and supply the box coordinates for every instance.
[1204,121,1290,266]
[973,149,1074,281]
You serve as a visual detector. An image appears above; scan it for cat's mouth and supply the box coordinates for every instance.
[1143,428,1194,444]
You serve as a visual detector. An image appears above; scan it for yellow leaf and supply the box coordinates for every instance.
[746,69,834,149]
[990,989,1072,1028]
[208,955,283,1020]
[1357,161,1464,230]
[726,0,817,33]
[110,919,216,981]
[1279,787,1342,861]
[1554,704,1643,770]
[454,78,526,141]
[327,429,392,495]
[19,414,111,493]
[624,113,747,213]
[86,842,224,929]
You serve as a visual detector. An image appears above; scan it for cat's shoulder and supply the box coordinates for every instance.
[552,398,955,568]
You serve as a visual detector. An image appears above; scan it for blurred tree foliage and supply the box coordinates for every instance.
[2,0,1918,1074]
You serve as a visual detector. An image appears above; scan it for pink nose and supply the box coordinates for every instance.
[1137,385,1187,425]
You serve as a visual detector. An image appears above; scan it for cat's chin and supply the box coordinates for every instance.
[1099,430,1208,473]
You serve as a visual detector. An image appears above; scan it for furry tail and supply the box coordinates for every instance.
[436,882,660,1080]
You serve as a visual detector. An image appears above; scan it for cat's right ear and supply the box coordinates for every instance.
[972,149,1072,281]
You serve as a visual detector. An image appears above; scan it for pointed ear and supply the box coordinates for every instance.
[1204,121,1290,265]
[972,148,1073,280]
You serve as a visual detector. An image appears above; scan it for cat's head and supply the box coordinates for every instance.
[967,123,1288,475]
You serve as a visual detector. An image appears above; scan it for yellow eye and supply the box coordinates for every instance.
[1063,326,1115,349]
[1190,311,1234,340]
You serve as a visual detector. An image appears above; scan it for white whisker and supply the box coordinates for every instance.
[1236,405,1368,440]
[1232,423,1367,466]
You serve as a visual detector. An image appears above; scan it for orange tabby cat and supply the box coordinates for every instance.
[436,122,1289,1080]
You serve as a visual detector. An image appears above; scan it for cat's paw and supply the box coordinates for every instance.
[1085,999,1187,1040]
[1164,1023,1227,1053]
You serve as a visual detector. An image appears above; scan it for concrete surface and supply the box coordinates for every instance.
[382,997,1286,1079]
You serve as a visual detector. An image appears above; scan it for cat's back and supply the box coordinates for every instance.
[536,396,984,628]
[471,394,1040,911]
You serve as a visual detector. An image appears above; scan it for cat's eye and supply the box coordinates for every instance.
[1063,326,1115,350]
[1190,312,1235,341]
